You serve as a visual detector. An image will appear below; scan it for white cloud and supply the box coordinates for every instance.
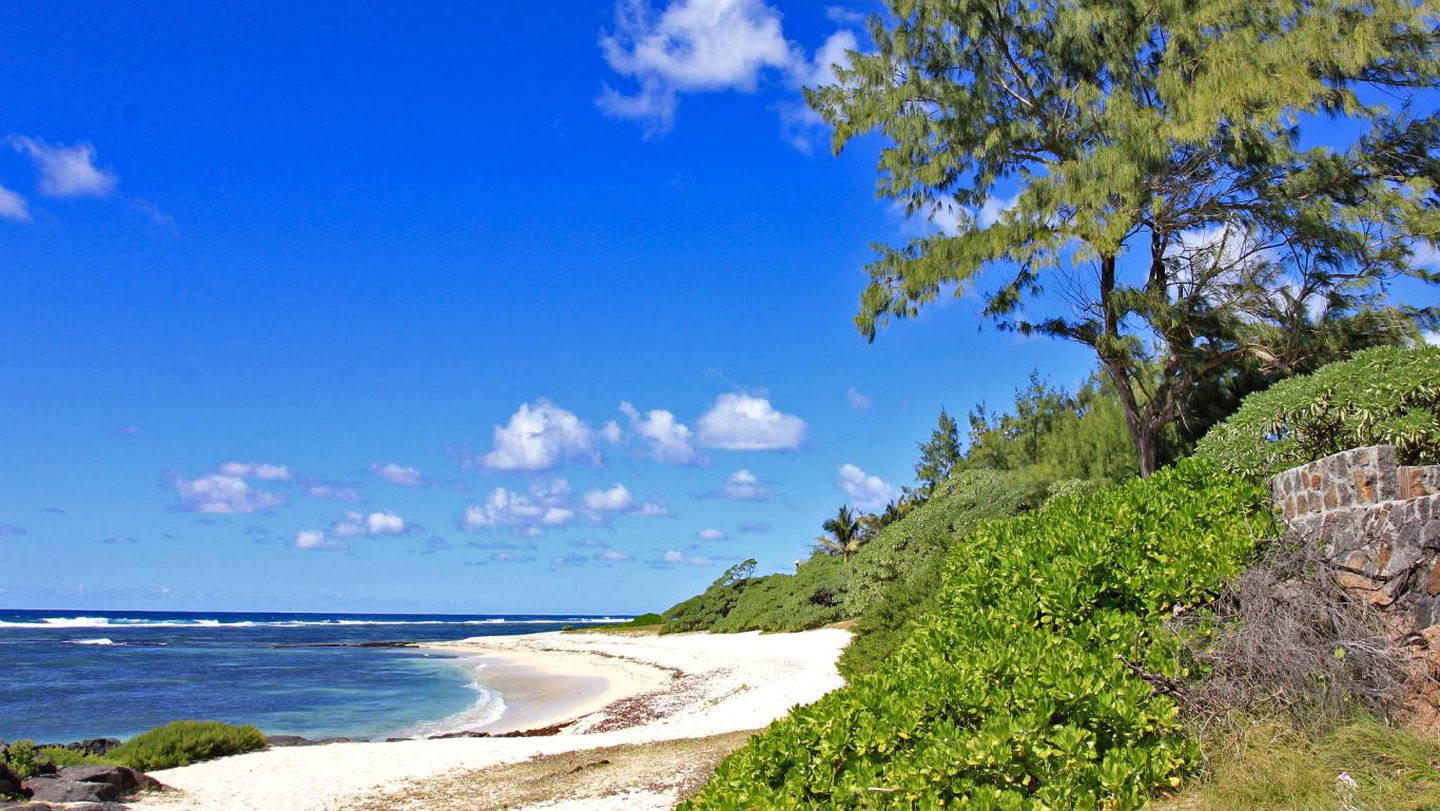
[217,461,292,481]
[739,520,771,533]
[9,136,117,198]
[618,401,702,464]
[371,462,424,486]
[598,548,636,562]
[481,399,599,471]
[0,183,29,222]
[293,529,348,552]
[307,484,361,502]
[599,420,624,444]
[330,510,407,538]
[584,483,635,512]
[696,527,727,541]
[697,393,806,450]
[838,463,898,511]
[598,0,799,135]
[718,468,772,501]
[776,29,857,153]
[824,5,865,24]
[845,386,872,412]
[1424,330,1440,347]
[464,479,576,534]
[663,549,714,566]
[172,467,287,515]
[632,497,671,517]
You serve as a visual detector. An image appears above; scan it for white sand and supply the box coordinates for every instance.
[132,628,850,811]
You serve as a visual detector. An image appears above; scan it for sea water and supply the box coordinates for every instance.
[0,608,623,742]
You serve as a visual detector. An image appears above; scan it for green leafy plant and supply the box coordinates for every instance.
[99,720,266,771]
[37,746,95,767]
[1195,346,1440,479]
[4,740,46,780]
[684,460,1271,809]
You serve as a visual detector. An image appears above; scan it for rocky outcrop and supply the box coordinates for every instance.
[1274,445,1440,633]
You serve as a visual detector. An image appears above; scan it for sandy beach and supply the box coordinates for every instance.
[131,627,850,810]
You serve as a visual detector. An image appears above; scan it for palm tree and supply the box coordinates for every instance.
[815,505,863,563]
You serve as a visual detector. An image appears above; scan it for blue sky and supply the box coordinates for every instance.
[1,2,1432,614]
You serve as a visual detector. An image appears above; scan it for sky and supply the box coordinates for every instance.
[1,1,1433,614]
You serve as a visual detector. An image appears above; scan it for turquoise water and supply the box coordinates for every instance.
[0,609,623,742]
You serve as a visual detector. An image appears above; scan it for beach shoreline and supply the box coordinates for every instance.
[132,627,851,811]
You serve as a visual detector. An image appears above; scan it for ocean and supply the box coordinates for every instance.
[0,608,624,743]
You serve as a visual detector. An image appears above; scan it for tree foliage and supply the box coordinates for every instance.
[1195,345,1440,478]
[913,407,962,496]
[813,0,1440,475]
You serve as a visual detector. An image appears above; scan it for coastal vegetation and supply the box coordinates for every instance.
[2,720,266,777]
[684,461,1272,808]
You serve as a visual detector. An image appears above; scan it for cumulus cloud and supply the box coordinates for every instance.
[697,393,806,450]
[716,468,772,501]
[307,483,362,502]
[845,386,872,412]
[696,527,727,541]
[0,183,30,222]
[422,536,452,554]
[331,512,400,537]
[618,401,702,465]
[631,497,671,517]
[598,0,798,134]
[464,479,576,535]
[490,551,536,564]
[583,483,635,512]
[371,462,424,486]
[9,136,117,198]
[481,399,599,471]
[552,552,592,567]
[838,463,898,511]
[598,548,637,562]
[660,549,714,567]
[172,467,288,515]
[217,461,292,481]
[739,520,771,533]
[293,529,348,552]
[1423,330,1439,347]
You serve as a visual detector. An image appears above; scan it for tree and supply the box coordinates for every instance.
[815,505,864,563]
[913,407,962,494]
[812,0,1440,475]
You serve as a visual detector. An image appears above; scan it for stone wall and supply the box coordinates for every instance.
[1274,446,1440,633]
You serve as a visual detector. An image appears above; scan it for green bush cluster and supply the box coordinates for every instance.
[839,469,1026,678]
[683,461,1271,809]
[101,720,266,771]
[1195,346,1440,479]
[660,555,850,634]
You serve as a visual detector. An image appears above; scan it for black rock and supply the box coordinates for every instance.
[264,735,315,748]
[21,777,119,804]
[0,762,24,799]
[426,731,491,740]
[57,765,159,794]
[312,737,354,745]
[70,740,121,758]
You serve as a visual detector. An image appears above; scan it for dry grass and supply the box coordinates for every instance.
[1154,717,1440,811]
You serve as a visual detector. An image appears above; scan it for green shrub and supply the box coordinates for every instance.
[4,740,45,780]
[1195,346,1440,479]
[38,746,95,767]
[712,553,850,633]
[660,560,758,633]
[101,720,266,771]
[626,612,664,626]
[840,469,1026,678]
[683,460,1271,810]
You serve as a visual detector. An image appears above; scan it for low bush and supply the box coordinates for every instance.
[684,461,1271,809]
[100,720,266,771]
[37,746,93,767]
[839,469,1026,678]
[1195,346,1440,479]
[3,740,45,780]
[712,553,850,633]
